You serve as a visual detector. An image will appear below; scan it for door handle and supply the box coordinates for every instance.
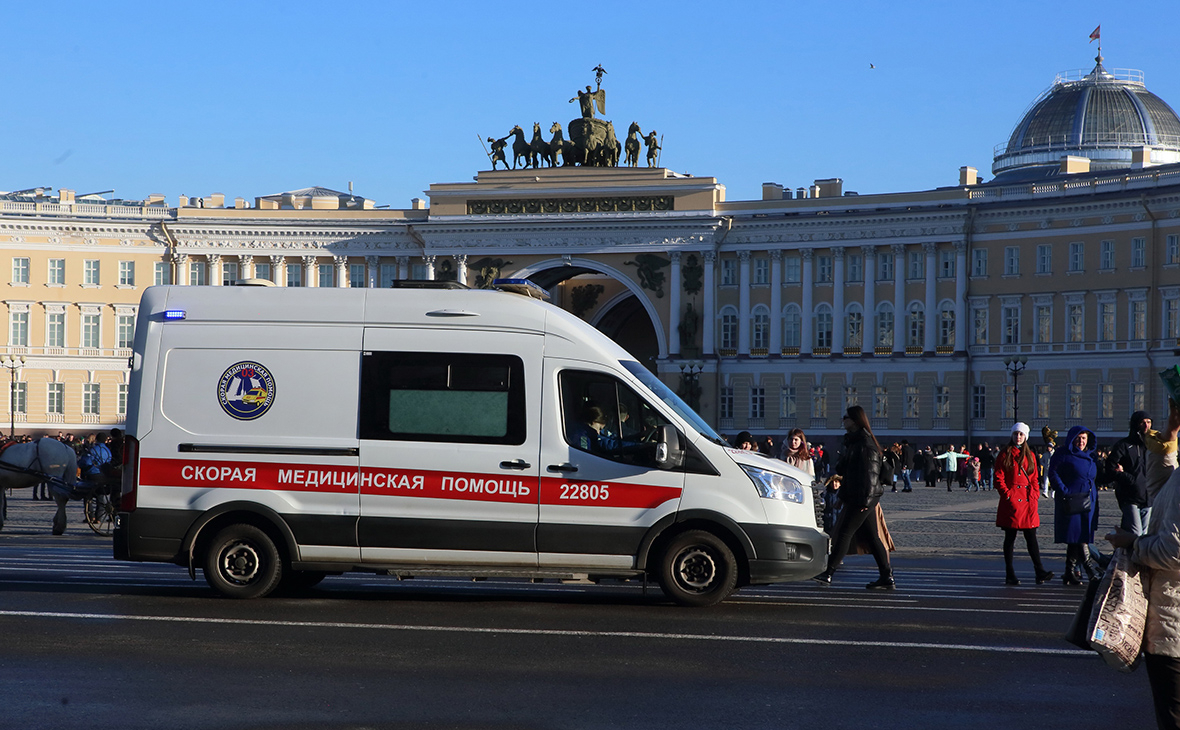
[547,463,578,474]
[499,459,531,470]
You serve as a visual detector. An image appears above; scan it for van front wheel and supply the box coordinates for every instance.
[656,530,738,607]
[204,524,283,599]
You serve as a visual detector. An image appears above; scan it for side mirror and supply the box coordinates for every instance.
[654,424,684,470]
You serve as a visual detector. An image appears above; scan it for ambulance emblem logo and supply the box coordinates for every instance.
[218,361,276,421]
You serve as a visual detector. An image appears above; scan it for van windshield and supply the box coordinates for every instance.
[621,361,724,444]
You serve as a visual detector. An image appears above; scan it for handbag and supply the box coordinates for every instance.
[1064,578,1102,651]
[1084,548,1148,672]
[1065,490,1092,514]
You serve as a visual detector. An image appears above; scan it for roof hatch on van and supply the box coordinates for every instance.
[492,278,550,301]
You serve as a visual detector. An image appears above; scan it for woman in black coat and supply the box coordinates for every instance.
[813,405,896,589]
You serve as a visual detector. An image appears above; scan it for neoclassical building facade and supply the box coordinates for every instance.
[4,56,1180,446]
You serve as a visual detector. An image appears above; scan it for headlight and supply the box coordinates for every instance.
[742,466,806,503]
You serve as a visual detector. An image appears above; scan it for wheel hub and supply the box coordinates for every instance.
[675,547,717,592]
[222,541,260,584]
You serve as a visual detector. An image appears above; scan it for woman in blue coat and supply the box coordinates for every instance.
[1048,425,1099,585]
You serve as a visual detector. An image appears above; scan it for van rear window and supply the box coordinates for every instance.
[359,352,525,444]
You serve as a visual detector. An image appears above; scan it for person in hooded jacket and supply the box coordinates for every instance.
[812,405,895,590]
[1107,409,1152,535]
[1049,425,1099,585]
[994,422,1054,585]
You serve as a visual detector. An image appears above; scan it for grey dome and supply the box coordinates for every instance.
[992,55,1180,180]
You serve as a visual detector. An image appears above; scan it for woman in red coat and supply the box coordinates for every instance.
[994,422,1054,585]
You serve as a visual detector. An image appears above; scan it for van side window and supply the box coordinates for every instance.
[359,352,525,444]
[559,370,671,468]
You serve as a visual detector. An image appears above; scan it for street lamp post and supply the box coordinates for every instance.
[678,361,704,412]
[1,356,25,438]
[1004,355,1028,423]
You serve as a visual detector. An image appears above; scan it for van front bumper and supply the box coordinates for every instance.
[741,523,828,585]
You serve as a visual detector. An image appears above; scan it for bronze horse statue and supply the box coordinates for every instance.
[548,122,573,167]
[624,122,642,167]
[508,125,535,169]
[530,123,555,168]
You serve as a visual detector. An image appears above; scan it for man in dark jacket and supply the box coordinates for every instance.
[1106,410,1151,535]
[899,440,914,492]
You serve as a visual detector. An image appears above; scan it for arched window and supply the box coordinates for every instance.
[938,300,955,347]
[845,303,864,350]
[876,302,894,349]
[907,301,925,348]
[783,305,801,348]
[751,305,770,349]
[815,304,833,349]
[718,306,738,351]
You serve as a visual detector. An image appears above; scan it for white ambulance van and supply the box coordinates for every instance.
[114,282,827,606]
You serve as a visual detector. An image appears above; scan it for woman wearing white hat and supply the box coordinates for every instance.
[994,422,1054,585]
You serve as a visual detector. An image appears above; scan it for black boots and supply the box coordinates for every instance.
[1035,569,1055,585]
[866,571,896,590]
[1062,558,1083,586]
[812,570,832,587]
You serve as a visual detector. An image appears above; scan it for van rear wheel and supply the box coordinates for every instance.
[656,529,738,607]
[204,524,282,599]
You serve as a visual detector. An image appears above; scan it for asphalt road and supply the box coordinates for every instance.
[0,484,1154,730]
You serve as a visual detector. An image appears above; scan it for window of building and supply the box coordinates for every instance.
[1167,299,1180,340]
[720,258,737,286]
[47,382,64,415]
[873,385,887,418]
[9,310,28,346]
[1132,300,1147,340]
[1068,383,1083,419]
[843,386,858,411]
[286,264,302,287]
[1002,303,1020,345]
[359,351,526,445]
[380,264,398,288]
[878,252,894,281]
[784,256,801,283]
[876,305,894,348]
[1100,240,1114,270]
[812,386,827,419]
[750,387,765,419]
[11,381,26,414]
[1132,382,1146,412]
[846,254,863,283]
[1132,237,1146,268]
[1100,383,1114,420]
[973,306,989,345]
[939,250,955,278]
[781,386,797,418]
[783,306,801,348]
[81,313,100,349]
[1036,383,1050,420]
[815,305,833,348]
[1036,244,1052,274]
[222,262,239,285]
[816,256,832,284]
[908,251,923,280]
[1004,247,1020,275]
[46,312,64,348]
[1035,304,1052,343]
[350,263,367,288]
[254,263,272,283]
[720,311,738,350]
[12,257,29,284]
[189,261,207,286]
[411,263,428,280]
[905,385,919,419]
[935,385,950,419]
[907,303,924,347]
[938,302,954,347]
[318,263,336,287]
[84,259,100,286]
[753,257,769,285]
[118,383,129,416]
[48,259,65,285]
[82,383,100,415]
[1003,384,1015,421]
[846,309,863,350]
[972,249,988,277]
[720,387,734,420]
[117,314,135,349]
[972,385,986,420]
[1099,301,1116,342]
[1067,303,1085,342]
[1070,241,1085,272]
[119,261,135,287]
[752,309,770,349]
[1169,234,1180,265]
[153,261,171,286]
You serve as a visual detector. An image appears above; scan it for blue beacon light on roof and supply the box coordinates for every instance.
[163,310,186,321]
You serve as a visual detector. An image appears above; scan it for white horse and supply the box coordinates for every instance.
[0,438,79,534]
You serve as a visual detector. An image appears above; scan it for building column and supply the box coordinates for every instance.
[924,242,937,354]
[366,256,379,288]
[424,255,436,280]
[270,255,286,286]
[208,254,222,286]
[862,245,876,354]
[832,246,845,353]
[801,249,814,356]
[456,254,468,286]
[737,251,751,354]
[303,256,317,287]
[335,255,349,288]
[669,252,682,357]
[174,253,189,286]
[702,251,715,356]
[769,250,782,354]
[954,241,967,352]
[892,244,905,354]
[397,256,410,280]
[239,255,254,280]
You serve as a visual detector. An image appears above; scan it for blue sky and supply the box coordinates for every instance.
[3,1,1178,207]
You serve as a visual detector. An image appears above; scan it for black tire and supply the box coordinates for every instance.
[656,529,738,607]
[203,524,283,599]
[277,570,327,595]
[84,495,116,536]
